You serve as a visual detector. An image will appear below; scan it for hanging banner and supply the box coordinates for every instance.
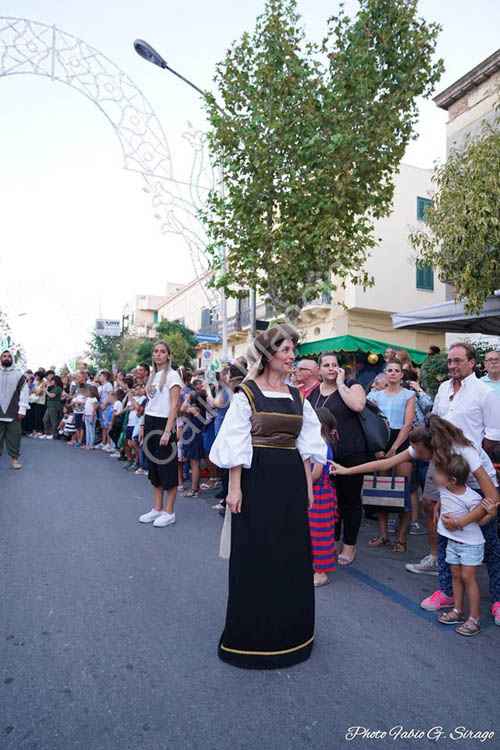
[95,319,122,337]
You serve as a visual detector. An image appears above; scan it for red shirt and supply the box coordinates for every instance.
[297,380,320,398]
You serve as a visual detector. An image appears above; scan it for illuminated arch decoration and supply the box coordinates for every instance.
[0,16,218,308]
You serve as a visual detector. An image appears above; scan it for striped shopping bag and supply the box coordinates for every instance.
[361,472,410,513]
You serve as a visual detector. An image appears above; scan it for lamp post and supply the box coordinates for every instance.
[133,39,229,361]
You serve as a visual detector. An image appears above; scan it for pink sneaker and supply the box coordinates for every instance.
[492,602,500,626]
[421,590,454,611]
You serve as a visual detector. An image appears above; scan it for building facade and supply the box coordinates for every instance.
[433,48,500,347]
[154,163,446,368]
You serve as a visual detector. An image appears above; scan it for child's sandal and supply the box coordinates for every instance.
[438,608,466,625]
[456,617,481,637]
[368,536,389,548]
[392,540,407,554]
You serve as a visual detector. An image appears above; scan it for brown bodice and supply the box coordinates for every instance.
[238,380,304,449]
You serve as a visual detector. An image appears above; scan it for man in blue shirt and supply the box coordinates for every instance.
[481,350,500,399]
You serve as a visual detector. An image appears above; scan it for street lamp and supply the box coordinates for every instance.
[134,39,230,359]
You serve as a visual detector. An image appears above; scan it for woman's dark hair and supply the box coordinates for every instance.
[189,391,205,408]
[115,388,126,402]
[53,375,63,389]
[317,351,337,367]
[429,345,441,355]
[315,407,338,449]
[88,385,99,399]
[409,414,473,471]
[100,370,112,382]
[124,376,134,389]
[35,370,45,380]
[384,358,402,371]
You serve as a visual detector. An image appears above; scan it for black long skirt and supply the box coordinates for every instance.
[144,415,178,491]
[218,447,315,669]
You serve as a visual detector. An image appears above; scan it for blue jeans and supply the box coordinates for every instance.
[84,416,96,447]
[438,516,500,602]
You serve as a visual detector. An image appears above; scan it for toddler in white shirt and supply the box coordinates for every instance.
[435,454,496,636]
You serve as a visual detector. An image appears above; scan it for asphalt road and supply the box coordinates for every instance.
[1,439,500,750]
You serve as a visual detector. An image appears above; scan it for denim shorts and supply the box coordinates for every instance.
[445,539,485,566]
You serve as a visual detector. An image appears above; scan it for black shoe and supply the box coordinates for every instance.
[117,455,128,462]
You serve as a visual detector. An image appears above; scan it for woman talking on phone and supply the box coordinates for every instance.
[308,353,367,565]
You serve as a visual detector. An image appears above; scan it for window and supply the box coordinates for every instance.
[417,196,433,222]
[153,311,158,324]
[201,308,212,329]
[416,264,434,291]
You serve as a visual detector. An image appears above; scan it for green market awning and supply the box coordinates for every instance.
[296,334,427,364]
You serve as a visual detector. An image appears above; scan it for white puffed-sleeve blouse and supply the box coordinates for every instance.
[209,390,327,469]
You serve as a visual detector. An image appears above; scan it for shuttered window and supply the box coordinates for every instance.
[417,196,433,222]
[416,264,434,291]
[201,308,212,328]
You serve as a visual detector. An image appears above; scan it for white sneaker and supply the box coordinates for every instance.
[153,512,176,528]
[139,509,164,524]
[405,554,438,575]
[45,435,54,440]
[38,434,47,439]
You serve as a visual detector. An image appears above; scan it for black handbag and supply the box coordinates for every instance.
[357,400,391,455]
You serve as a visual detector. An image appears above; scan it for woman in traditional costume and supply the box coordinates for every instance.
[210,323,326,669]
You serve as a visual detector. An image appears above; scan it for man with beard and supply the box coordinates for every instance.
[0,348,29,469]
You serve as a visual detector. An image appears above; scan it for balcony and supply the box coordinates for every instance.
[298,292,331,322]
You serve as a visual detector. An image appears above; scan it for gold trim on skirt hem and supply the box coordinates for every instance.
[220,635,314,657]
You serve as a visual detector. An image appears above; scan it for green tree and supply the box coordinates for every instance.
[410,119,500,314]
[202,0,443,312]
[86,333,122,371]
[136,319,197,367]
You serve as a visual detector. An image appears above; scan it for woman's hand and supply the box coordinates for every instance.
[375,451,386,460]
[329,461,347,475]
[159,429,171,447]
[308,487,315,510]
[334,366,345,386]
[385,448,396,458]
[441,513,461,531]
[226,488,242,514]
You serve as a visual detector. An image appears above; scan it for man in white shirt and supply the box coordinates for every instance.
[414,343,500,625]
[481,350,500,400]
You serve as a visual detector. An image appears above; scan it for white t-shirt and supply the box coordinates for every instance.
[437,485,485,545]
[113,400,123,413]
[408,442,497,490]
[99,381,113,406]
[84,396,98,416]
[145,370,183,418]
[72,393,86,414]
[128,396,146,427]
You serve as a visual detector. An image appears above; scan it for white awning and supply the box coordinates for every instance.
[392,296,500,335]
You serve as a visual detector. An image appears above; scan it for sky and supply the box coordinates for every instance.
[1,0,499,369]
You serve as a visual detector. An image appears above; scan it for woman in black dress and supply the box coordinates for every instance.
[308,352,367,565]
[210,324,326,669]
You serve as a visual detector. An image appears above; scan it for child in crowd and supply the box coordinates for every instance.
[100,398,115,453]
[71,382,87,447]
[109,388,125,456]
[83,385,99,450]
[180,390,206,498]
[57,406,76,442]
[309,408,339,588]
[435,455,497,636]
[124,383,146,472]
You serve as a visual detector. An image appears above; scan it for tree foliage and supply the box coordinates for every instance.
[410,119,500,314]
[202,0,443,312]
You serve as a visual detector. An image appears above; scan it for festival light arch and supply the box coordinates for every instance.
[0,16,217,307]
